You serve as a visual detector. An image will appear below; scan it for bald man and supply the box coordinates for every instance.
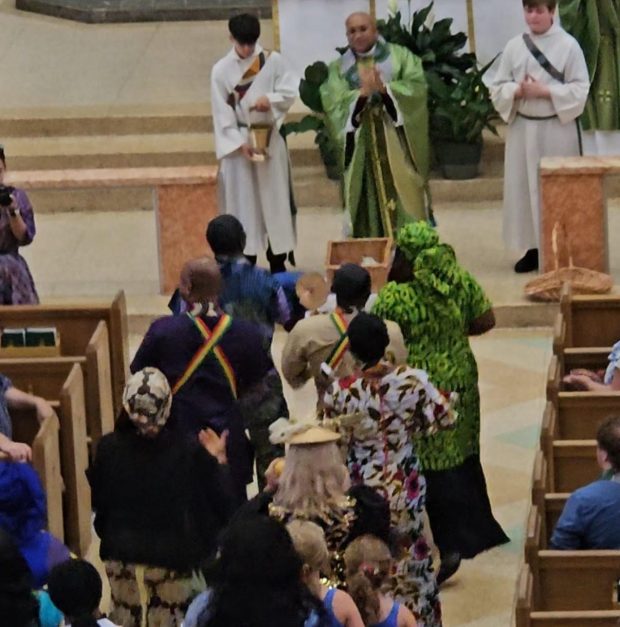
[320,12,431,238]
[131,257,272,499]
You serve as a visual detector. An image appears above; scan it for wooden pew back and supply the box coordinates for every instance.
[552,440,599,493]
[0,291,128,413]
[516,565,620,627]
[559,283,620,349]
[11,409,64,541]
[0,361,91,555]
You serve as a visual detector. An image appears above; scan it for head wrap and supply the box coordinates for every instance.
[394,223,460,297]
[122,367,172,436]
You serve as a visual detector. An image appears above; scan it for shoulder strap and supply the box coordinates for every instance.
[325,311,350,369]
[522,33,565,83]
[172,313,237,398]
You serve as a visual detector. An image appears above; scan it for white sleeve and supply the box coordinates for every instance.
[548,41,590,124]
[490,44,520,124]
[265,52,299,127]
[211,65,246,160]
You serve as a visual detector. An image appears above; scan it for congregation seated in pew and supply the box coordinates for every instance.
[550,415,620,549]
[563,337,620,391]
[0,372,56,462]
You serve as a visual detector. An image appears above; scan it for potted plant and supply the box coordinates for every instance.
[281,61,340,181]
[429,59,500,179]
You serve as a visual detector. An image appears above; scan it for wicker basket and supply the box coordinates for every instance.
[524,224,613,302]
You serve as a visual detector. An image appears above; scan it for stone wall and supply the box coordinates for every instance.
[15,0,272,23]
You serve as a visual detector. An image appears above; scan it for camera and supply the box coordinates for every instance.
[0,186,14,208]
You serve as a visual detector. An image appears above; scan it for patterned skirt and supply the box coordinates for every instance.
[0,253,38,304]
[105,561,205,627]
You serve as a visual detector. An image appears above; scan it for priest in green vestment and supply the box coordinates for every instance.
[560,0,620,131]
[320,12,430,239]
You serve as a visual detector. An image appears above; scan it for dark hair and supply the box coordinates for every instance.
[200,516,325,627]
[331,264,371,311]
[0,147,5,168]
[347,312,389,366]
[522,0,557,9]
[228,13,261,44]
[206,215,246,257]
[597,415,620,471]
[47,559,102,627]
[0,528,39,627]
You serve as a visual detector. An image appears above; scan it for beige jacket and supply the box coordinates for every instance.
[281,311,408,401]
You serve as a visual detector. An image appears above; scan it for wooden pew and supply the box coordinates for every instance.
[515,564,620,627]
[0,361,91,555]
[0,320,114,452]
[557,282,620,351]
[545,359,620,439]
[10,409,64,541]
[524,506,620,612]
[0,291,129,413]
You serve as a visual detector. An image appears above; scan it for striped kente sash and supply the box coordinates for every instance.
[172,313,238,398]
[227,50,270,108]
[325,310,350,369]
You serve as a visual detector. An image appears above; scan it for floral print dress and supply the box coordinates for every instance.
[322,363,456,627]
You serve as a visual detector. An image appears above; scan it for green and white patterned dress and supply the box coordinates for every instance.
[373,223,509,559]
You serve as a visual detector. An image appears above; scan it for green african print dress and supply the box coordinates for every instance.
[373,266,509,558]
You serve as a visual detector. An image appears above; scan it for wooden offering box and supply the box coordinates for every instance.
[325,238,393,292]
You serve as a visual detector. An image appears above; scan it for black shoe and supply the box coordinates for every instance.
[514,248,539,273]
[437,551,461,586]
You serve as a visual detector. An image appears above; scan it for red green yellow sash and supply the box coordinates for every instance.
[325,310,350,369]
[172,313,238,398]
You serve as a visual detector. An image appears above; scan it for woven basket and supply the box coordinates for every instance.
[524,223,613,302]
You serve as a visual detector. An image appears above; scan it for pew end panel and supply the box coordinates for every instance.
[85,320,115,448]
[11,408,64,541]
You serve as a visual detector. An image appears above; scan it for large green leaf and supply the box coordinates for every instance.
[299,78,324,113]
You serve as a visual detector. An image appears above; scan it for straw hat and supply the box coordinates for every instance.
[269,417,339,446]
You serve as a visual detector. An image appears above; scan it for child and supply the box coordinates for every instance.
[344,535,417,627]
[47,559,118,627]
[211,13,297,274]
[287,520,364,627]
[490,0,590,273]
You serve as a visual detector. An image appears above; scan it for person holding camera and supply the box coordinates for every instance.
[0,147,38,305]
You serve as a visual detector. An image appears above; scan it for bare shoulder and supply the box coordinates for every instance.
[397,603,418,627]
[333,589,364,627]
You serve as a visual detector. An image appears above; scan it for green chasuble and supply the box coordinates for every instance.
[320,38,430,238]
[560,0,620,130]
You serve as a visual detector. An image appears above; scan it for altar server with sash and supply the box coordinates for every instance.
[211,13,298,274]
[490,0,590,273]
[320,12,430,239]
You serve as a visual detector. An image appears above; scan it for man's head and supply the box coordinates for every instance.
[347,312,389,366]
[596,415,620,473]
[206,215,246,258]
[229,13,260,59]
[331,263,371,311]
[179,256,222,305]
[523,0,556,35]
[345,12,378,55]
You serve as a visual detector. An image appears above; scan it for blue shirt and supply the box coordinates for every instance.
[550,479,620,549]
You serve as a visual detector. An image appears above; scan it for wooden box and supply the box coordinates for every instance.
[325,238,393,293]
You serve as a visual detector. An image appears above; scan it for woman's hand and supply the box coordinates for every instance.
[35,397,55,423]
[264,457,285,493]
[199,428,228,464]
[0,439,32,463]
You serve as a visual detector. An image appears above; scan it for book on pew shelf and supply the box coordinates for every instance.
[25,327,58,347]
[0,328,60,357]
[1,328,26,347]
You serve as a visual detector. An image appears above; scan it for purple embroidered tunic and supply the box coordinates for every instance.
[0,188,38,304]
